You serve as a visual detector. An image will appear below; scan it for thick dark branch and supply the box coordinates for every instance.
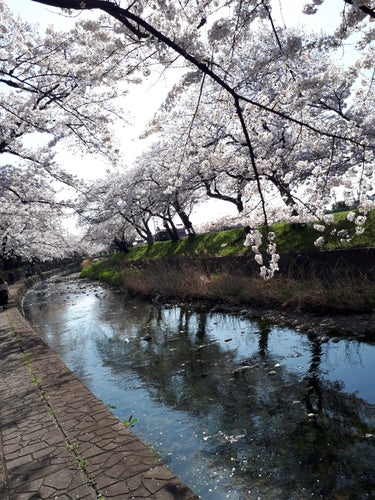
[0,78,24,90]
[32,0,149,38]
[3,185,71,207]
[32,0,100,8]
[225,169,252,182]
[261,1,283,51]
[203,180,244,213]
[3,186,27,203]
[344,0,375,19]
[233,96,267,223]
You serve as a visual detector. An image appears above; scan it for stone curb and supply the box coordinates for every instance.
[0,278,198,499]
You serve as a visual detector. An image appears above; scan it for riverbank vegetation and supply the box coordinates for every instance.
[81,210,375,315]
[82,258,375,315]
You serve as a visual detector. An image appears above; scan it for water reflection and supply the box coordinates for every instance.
[23,275,375,499]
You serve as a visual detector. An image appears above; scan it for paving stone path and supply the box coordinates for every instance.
[0,284,199,499]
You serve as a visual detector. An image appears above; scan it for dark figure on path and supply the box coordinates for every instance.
[0,276,9,310]
[7,270,15,285]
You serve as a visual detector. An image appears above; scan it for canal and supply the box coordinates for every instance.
[23,274,375,499]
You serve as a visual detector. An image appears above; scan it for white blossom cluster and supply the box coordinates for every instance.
[244,230,280,279]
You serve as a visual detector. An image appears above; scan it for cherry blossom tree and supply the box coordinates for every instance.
[78,151,199,245]
[0,0,147,260]
[25,0,375,274]
[132,142,203,239]
[30,0,374,212]
[82,213,138,253]
[76,168,157,248]
[142,75,253,215]
[141,21,374,224]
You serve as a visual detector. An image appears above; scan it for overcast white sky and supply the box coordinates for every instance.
[9,0,343,32]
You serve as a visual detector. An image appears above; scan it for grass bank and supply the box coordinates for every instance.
[81,211,375,315]
[114,209,375,261]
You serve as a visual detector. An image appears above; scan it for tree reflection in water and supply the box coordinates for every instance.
[23,276,375,499]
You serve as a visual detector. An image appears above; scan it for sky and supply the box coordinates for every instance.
[16,0,352,35]
[4,0,357,226]
[9,0,342,31]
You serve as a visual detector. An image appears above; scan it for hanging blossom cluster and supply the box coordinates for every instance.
[303,1,324,15]
[313,213,333,247]
[312,201,375,248]
[244,230,280,279]
[347,211,368,235]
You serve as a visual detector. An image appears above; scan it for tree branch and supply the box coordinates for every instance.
[344,0,375,19]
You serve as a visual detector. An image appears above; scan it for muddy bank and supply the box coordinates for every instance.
[248,307,374,339]
[88,247,375,340]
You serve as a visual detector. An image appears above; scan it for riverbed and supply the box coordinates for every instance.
[23,274,375,499]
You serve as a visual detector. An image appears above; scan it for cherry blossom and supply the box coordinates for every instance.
[4,0,373,273]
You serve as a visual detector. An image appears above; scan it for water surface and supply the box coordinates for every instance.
[23,275,375,499]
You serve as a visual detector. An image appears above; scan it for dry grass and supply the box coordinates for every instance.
[121,262,214,300]
[80,258,93,269]
[111,261,375,314]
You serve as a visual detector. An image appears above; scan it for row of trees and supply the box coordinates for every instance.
[0,0,146,265]
[1,0,374,272]
[74,0,375,269]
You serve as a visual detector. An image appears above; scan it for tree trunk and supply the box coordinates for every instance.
[113,237,129,253]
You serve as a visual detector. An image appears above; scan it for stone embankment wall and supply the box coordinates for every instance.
[217,247,375,280]
[2,268,198,500]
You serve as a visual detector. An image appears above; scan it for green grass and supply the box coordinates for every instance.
[87,210,375,267]
[264,210,375,253]
[125,227,249,260]
[81,262,134,284]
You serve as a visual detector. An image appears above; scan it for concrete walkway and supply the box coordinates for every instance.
[0,283,198,499]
